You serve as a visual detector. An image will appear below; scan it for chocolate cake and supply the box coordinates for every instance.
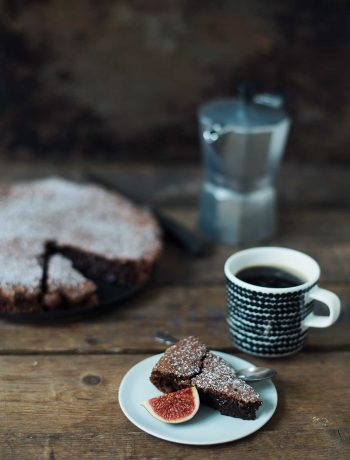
[192,352,262,420]
[150,336,262,420]
[0,177,162,313]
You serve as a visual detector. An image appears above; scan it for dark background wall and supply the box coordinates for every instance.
[1,0,350,163]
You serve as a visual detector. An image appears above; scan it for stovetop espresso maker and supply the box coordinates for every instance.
[198,85,291,244]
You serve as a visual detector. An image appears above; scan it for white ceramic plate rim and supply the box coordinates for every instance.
[118,351,278,445]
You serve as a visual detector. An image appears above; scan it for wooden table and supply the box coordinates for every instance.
[1,161,350,459]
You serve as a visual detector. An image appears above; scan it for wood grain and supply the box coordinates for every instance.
[1,353,349,460]
[0,162,349,459]
[2,0,350,164]
[0,284,349,354]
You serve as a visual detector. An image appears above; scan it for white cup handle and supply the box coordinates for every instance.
[301,286,341,329]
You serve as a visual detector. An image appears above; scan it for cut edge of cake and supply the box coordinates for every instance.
[57,244,157,285]
[0,239,99,313]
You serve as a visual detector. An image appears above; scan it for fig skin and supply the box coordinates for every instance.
[141,387,200,424]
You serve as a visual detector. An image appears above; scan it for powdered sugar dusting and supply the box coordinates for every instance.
[47,254,96,291]
[45,254,96,305]
[0,239,43,296]
[0,177,161,261]
[192,352,261,403]
[153,336,208,378]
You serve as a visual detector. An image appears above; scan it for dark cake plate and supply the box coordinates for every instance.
[0,278,146,324]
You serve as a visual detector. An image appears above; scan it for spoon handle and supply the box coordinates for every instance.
[154,331,178,346]
[236,368,278,382]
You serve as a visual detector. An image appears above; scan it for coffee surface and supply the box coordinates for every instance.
[235,265,305,288]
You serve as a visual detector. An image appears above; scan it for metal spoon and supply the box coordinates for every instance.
[235,366,277,382]
[155,330,179,346]
[154,331,277,382]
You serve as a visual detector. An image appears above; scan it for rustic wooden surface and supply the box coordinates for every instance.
[2,1,350,164]
[1,161,350,460]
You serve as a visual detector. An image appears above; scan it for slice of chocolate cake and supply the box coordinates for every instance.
[43,254,98,310]
[192,352,262,420]
[150,336,208,393]
[150,336,262,420]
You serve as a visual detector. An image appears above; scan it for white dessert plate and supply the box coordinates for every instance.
[118,351,277,445]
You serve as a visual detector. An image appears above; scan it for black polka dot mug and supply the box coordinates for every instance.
[225,247,341,357]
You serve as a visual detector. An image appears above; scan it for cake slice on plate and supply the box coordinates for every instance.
[192,351,262,420]
[43,254,98,310]
[150,336,262,420]
[150,336,208,393]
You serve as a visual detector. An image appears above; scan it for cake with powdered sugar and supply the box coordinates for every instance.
[0,177,162,313]
[192,351,262,420]
[150,336,262,420]
[150,336,208,393]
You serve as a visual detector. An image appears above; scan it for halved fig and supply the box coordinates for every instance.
[141,387,200,423]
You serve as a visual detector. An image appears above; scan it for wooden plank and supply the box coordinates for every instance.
[0,161,350,209]
[156,240,350,285]
[1,353,349,460]
[0,284,349,354]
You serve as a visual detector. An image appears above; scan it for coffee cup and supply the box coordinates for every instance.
[224,247,341,357]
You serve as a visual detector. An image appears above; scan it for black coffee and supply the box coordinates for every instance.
[235,265,305,288]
